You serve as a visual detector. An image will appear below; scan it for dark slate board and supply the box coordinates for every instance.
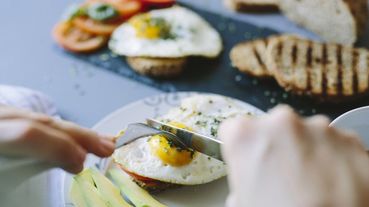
[64,2,369,119]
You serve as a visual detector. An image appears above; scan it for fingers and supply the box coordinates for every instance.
[0,120,86,173]
[47,119,115,157]
[0,105,115,157]
[219,116,255,157]
[305,115,330,129]
[219,116,253,143]
[0,106,52,123]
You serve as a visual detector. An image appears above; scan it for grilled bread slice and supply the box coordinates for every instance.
[266,35,369,99]
[224,0,279,12]
[279,0,368,45]
[230,36,279,78]
[126,57,187,78]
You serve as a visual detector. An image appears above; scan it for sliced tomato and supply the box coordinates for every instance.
[73,17,120,35]
[88,0,143,20]
[52,22,107,53]
[118,164,155,182]
[106,0,143,18]
[140,0,175,9]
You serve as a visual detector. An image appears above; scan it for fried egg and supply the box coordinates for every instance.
[109,6,222,58]
[113,94,252,185]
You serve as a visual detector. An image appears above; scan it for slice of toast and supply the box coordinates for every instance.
[279,0,368,45]
[225,0,279,12]
[230,36,278,78]
[266,35,369,99]
[126,57,187,78]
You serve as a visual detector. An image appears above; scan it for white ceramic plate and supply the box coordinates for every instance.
[330,106,369,149]
[63,92,264,207]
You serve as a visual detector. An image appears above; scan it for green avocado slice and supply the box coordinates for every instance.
[70,168,132,207]
[71,175,108,207]
[89,168,132,207]
[107,168,168,207]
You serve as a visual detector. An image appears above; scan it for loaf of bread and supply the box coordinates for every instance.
[279,0,368,45]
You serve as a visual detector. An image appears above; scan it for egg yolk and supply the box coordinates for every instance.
[148,122,194,167]
[129,14,172,39]
[149,135,194,167]
[167,121,193,131]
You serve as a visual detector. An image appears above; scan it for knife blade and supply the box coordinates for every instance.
[147,118,223,161]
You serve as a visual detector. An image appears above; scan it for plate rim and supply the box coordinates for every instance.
[92,91,265,130]
[330,106,369,127]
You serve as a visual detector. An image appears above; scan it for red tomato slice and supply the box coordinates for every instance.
[106,0,143,19]
[87,0,143,20]
[52,22,107,53]
[140,0,175,9]
[73,17,120,35]
[118,164,158,184]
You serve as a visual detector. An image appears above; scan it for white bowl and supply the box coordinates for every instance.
[330,106,369,149]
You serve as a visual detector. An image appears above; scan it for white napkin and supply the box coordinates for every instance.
[0,85,60,197]
[0,84,58,117]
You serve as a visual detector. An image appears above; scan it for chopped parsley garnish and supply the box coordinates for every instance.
[213,118,221,124]
[210,127,217,136]
[195,120,207,127]
[148,17,176,39]
[87,3,118,21]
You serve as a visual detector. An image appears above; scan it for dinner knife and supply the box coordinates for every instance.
[115,123,188,150]
[147,118,223,161]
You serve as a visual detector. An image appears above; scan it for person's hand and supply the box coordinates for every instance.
[0,105,115,174]
[219,105,369,207]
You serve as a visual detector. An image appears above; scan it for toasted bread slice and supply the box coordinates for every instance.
[225,0,279,12]
[279,0,368,45]
[126,57,187,78]
[133,178,178,193]
[266,35,369,99]
[230,36,278,78]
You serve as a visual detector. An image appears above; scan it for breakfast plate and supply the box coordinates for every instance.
[63,92,264,207]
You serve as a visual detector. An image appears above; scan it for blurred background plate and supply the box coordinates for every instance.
[330,106,369,149]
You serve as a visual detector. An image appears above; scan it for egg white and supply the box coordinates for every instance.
[160,94,253,137]
[113,137,226,185]
[113,94,252,185]
[109,6,222,58]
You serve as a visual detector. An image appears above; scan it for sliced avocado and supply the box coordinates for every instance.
[70,168,132,207]
[107,168,168,207]
[88,168,132,207]
[70,177,89,207]
[71,175,108,207]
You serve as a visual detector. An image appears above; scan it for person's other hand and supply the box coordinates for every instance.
[0,105,115,174]
[219,105,369,207]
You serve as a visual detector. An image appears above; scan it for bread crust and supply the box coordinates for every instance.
[133,178,179,193]
[343,0,369,37]
[126,57,187,78]
[230,36,278,78]
[224,0,279,12]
